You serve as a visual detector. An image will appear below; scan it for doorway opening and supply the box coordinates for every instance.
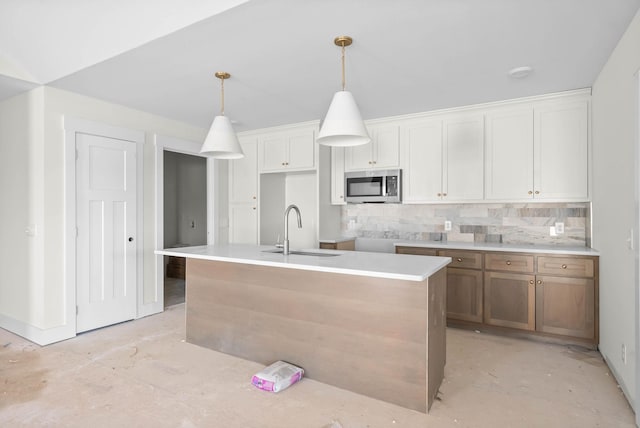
[163,151,207,307]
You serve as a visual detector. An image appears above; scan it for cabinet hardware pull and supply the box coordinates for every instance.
[252,196,256,199]
[456,258,463,262]
[529,280,534,284]
[437,193,442,197]
[535,190,540,194]
[537,280,542,284]
[528,190,533,195]
[252,207,256,210]
[561,264,567,269]
[442,193,447,197]
[506,261,511,265]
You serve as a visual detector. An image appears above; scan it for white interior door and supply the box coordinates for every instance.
[76,133,137,333]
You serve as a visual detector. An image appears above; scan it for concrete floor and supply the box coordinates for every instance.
[1,304,635,428]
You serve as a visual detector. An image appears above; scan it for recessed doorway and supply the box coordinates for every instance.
[163,150,207,307]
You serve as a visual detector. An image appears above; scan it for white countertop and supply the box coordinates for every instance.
[156,244,451,282]
[392,240,599,256]
[318,237,357,244]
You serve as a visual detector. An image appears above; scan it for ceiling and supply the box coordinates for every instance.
[1,0,639,133]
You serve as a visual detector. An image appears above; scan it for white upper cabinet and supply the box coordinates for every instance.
[485,108,534,200]
[345,123,400,171]
[260,127,316,172]
[330,147,346,205]
[402,119,443,203]
[401,114,484,203]
[534,100,589,200]
[444,115,485,201]
[485,95,589,201]
[228,137,258,244]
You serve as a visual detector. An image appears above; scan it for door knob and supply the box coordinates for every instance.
[128,237,134,242]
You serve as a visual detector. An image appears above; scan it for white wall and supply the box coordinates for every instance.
[0,85,205,344]
[592,9,640,407]
[0,90,40,327]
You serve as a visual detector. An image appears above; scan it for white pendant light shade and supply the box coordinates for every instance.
[200,71,244,159]
[317,90,371,147]
[200,115,244,159]
[317,35,370,147]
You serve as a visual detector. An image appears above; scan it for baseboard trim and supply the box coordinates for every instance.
[0,313,75,346]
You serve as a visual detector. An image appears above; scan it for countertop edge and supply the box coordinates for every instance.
[392,241,599,256]
[156,247,451,282]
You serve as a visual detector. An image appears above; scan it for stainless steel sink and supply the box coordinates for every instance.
[262,249,340,257]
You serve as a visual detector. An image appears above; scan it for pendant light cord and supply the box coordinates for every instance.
[220,77,225,115]
[341,42,346,91]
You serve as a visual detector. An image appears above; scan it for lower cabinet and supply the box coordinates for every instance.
[484,272,535,331]
[395,245,598,344]
[535,275,595,339]
[439,250,483,323]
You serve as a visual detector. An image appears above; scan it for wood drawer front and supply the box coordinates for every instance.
[396,246,438,256]
[438,250,482,269]
[537,256,594,278]
[485,253,534,273]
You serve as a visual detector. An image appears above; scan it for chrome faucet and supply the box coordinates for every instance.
[283,204,302,255]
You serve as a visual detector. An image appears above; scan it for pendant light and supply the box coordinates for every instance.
[316,36,371,147]
[200,71,244,159]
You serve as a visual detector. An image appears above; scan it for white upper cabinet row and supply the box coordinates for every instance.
[485,100,589,201]
[331,90,590,204]
[259,127,316,173]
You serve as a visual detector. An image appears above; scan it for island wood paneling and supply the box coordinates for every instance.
[186,258,446,413]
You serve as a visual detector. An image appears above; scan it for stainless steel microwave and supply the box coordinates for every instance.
[345,169,402,203]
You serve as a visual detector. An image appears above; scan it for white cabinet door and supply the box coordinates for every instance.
[260,128,316,172]
[229,204,258,244]
[372,124,400,169]
[229,138,258,244]
[534,101,589,200]
[345,123,400,171]
[345,141,373,170]
[229,138,258,204]
[288,132,315,169]
[485,108,534,200]
[402,120,443,203]
[261,135,289,171]
[443,115,485,201]
[331,147,346,205]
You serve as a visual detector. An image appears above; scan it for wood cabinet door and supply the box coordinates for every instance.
[443,115,484,201]
[447,268,483,323]
[484,108,534,200]
[535,276,595,339]
[401,120,443,203]
[533,100,589,200]
[484,272,535,330]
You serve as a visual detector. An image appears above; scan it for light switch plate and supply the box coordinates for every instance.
[444,221,452,231]
[555,222,564,234]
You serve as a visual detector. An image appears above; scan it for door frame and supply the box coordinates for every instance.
[64,117,144,334]
[153,134,216,313]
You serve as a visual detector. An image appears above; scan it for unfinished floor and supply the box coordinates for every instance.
[0,304,635,428]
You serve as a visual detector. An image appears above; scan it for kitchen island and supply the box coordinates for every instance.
[156,244,451,413]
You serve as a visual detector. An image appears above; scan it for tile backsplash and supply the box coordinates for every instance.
[341,202,591,247]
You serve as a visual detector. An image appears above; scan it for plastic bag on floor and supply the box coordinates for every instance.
[251,360,304,393]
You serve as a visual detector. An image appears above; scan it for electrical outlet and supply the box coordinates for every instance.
[622,344,627,364]
[555,222,564,234]
[444,221,452,231]
[550,226,557,237]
